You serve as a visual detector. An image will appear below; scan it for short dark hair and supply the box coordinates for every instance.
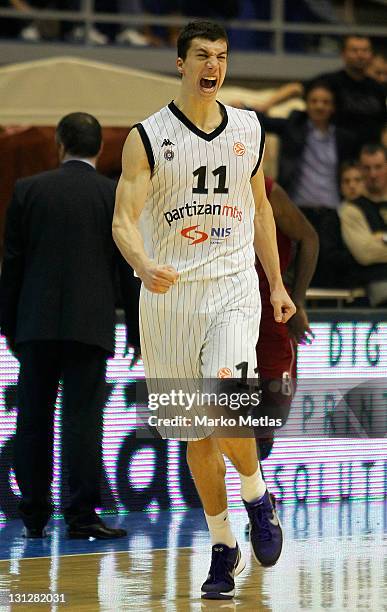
[56,112,102,157]
[304,80,336,103]
[177,21,229,60]
[360,143,387,158]
[340,160,362,178]
[341,34,372,52]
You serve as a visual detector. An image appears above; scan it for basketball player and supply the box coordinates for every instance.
[113,21,296,600]
[256,177,318,463]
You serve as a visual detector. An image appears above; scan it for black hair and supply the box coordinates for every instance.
[360,143,387,158]
[341,34,372,52]
[340,160,362,178]
[177,21,229,60]
[56,112,102,157]
[304,80,336,103]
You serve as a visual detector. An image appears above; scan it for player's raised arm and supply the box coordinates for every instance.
[251,166,296,324]
[113,128,178,293]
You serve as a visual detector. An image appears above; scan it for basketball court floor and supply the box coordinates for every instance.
[0,499,385,611]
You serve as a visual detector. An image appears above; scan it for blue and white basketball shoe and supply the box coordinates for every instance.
[243,489,283,567]
[201,542,245,600]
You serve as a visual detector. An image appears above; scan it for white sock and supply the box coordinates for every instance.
[204,509,237,548]
[240,466,266,503]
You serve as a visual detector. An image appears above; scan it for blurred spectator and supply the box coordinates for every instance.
[314,159,365,288]
[340,144,387,305]
[116,0,149,46]
[137,1,241,47]
[284,0,336,54]
[0,0,110,44]
[305,160,366,289]
[0,0,61,41]
[246,81,357,288]
[0,1,23,39]
[258,35,386,150]
[251,81,356,211]
[340,160,365,201]
[367,52,387,91]
[66,0,114,45]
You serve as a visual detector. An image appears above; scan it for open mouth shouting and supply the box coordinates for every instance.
[200,76,218,94]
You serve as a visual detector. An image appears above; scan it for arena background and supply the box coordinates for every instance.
[0,8,386,612]
[0,36,386,524]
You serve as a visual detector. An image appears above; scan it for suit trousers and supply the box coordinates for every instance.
[14,340,108,528]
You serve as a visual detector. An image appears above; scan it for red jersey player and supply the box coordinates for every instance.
[255,177,318,461]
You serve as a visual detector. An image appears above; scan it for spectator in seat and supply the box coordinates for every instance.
[255,35,386,150]
[116,0,149,46]
[0,0,111,44]
[0,0,23,39]
[367,52,387,92]
[340,160,365,202]
[313,161,365,288]
[254,82,356,213]
[136,1,241,47]
[66,0,114,45]
[245,82,357,288]
[0,0,62,41]
[340,144,387,306]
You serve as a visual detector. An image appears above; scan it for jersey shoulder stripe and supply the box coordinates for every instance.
[137,105,177,173]
[133,123,155,173]
[252,123,265,177]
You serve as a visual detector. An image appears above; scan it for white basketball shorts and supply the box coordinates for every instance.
[139,267,261,439]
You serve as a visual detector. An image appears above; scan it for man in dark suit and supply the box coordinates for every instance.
[0,112,140,539]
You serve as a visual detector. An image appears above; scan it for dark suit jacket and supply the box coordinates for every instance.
[0,160,140,354]
[256,110,357,195]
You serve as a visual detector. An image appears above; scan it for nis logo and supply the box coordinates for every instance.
[181,225,232,245]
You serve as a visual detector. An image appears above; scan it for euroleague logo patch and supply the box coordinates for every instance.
[217,367,233,379]
[233,142,246,156]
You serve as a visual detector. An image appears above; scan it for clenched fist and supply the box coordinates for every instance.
[270,286,296,324]
[140,264,179,293]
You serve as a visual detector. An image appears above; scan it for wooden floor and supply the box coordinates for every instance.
[0,502,385,611]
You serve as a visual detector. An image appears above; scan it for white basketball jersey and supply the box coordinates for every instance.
[137,102,264,281]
